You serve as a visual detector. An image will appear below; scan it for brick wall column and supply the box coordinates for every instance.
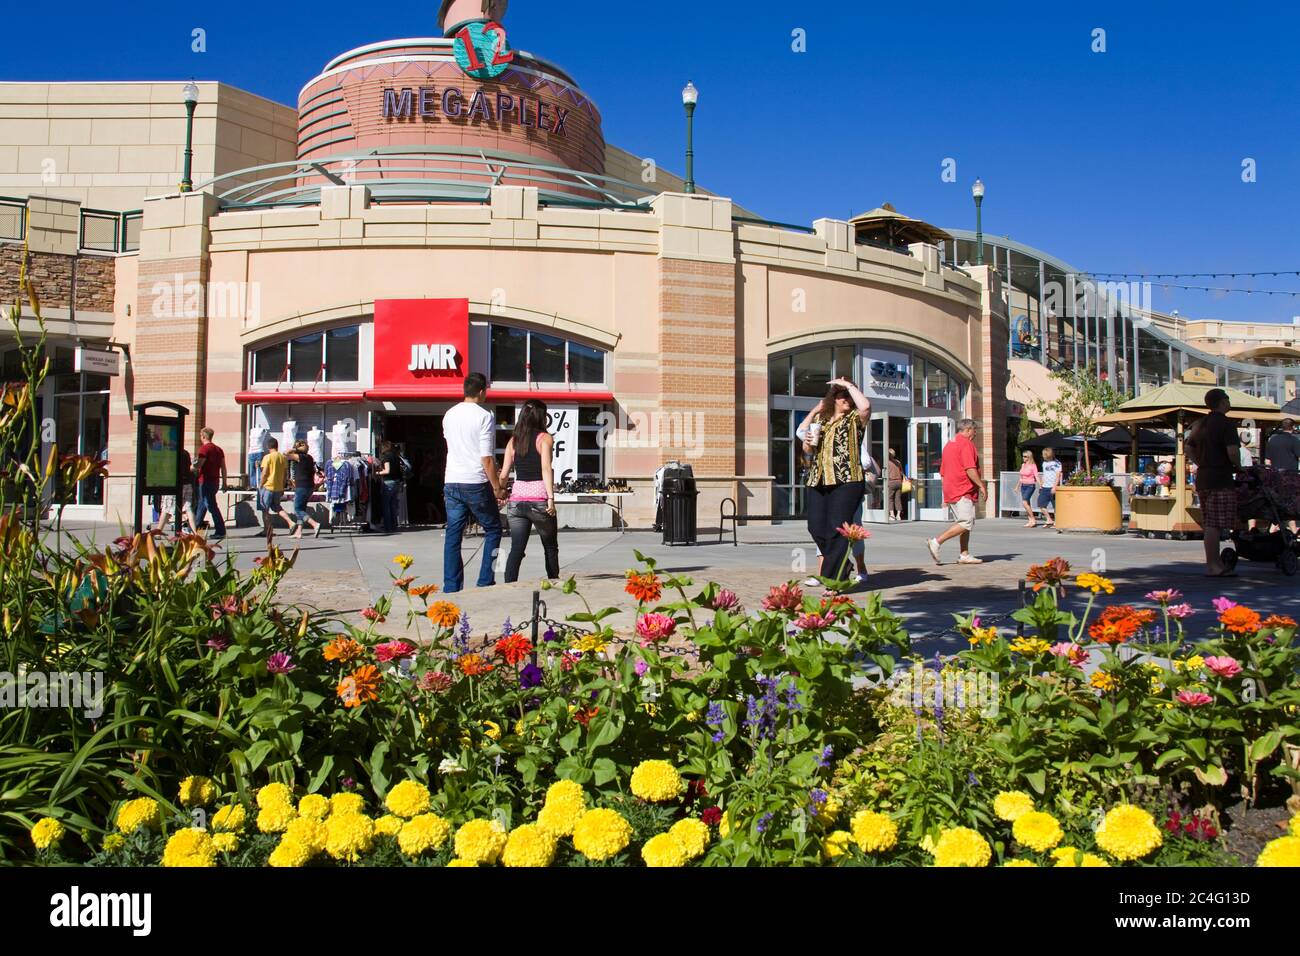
[965,265,1009,515]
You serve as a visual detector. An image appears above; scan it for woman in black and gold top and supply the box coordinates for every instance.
[799,377,871,583]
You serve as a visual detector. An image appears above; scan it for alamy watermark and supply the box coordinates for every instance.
[149,276,261,324]
[0,668,104,719]
[885,662,1000,718]
[594,409,705,459]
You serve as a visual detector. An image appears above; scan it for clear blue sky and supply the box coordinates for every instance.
[7,1,1300,325]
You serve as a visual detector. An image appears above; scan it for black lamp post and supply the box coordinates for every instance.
[972,178,985,265]
[682,82,698,194]
[180,81,199,192]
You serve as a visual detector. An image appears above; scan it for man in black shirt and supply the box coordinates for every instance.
[1187,389,1240,576]
[1265,419,1300,472]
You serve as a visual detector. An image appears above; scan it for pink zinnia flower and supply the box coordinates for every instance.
[266,651,296,675]
[793,611,835,631]
[1211,597,1237,613]
[1202,656,1241,679]
[361,607,386,623]
[374,640,416,664]
[206,634,231,652]
[1145,589,1183,604]
[635,612,677,647]
[836,522,871,543]
[1049,642,1089,668]
[1167,603,1196,619]
[709,588,742,612]
[419,670,453,694]
[210,595,240,621]
[761,583,804,612]
[1177,690,1213,708]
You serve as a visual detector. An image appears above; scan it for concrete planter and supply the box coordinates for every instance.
[1054,484,1123,533]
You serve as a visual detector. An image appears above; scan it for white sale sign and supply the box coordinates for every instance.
[518,404,578,484]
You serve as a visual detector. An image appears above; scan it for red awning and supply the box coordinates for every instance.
[236,388,615,405]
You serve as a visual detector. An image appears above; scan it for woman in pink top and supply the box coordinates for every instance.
[1018,450,1040,527]
[498,399,559,582]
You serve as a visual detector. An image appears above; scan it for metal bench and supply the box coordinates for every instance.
[718,497,784,546]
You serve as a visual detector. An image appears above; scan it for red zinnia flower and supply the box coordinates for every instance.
[701,806,723,826]
[374,640,416,663]
[573,705,600,726]
[625,572,663,605]
[495,633,534,665]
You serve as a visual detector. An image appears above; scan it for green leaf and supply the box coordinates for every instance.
[516,756,538,786]
[244,739,274,772]
[1249,730,1284,762]
[592,758,618,786]
[1023,770,1046,795]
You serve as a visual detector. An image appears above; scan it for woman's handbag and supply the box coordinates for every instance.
[900,477,913,495]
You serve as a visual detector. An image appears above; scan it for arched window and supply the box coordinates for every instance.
[251,325,361,384]
[487,324,607,386]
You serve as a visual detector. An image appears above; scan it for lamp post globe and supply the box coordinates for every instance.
[180,82,199,193]
[682,82,698,194]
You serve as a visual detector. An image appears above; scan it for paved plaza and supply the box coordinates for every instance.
[57,517,1294,653]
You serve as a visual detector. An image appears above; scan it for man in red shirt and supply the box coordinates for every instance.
[193,426,228,540]
[926,418,987,565]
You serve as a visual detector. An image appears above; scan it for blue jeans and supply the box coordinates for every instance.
[292,486,313,522]
[443,482,503,592]
[380,479,400,534]
[193,480,225,536]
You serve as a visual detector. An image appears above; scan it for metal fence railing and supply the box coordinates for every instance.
[998,471,1134,517]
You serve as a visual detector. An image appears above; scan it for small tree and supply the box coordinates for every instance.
[1031,365,1126,473]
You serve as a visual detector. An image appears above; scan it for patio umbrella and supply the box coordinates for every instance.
[1019,430,1077,452]
[1282,396,1300,418]
[849,202,953,249]
[1092,427,1176,455]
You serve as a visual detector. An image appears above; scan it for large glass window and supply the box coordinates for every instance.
[569,341,604,384]
[531,332,565,383]
[250,325,362,385]
[50,357,111,506]
[794,348,832,397]
[326,326,360,381]
[289,333,324,384]
[253,342,288,384]
[768,356,790,396]
[487,325,608,386]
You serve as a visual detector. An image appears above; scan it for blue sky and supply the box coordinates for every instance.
[7,1,1300,325]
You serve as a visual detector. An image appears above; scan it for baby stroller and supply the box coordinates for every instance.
[1220,466,1300,576]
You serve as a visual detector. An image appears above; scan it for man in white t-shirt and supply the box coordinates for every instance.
[441,372,504,592]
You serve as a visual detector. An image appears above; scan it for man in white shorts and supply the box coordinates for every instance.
[926,419,987,565]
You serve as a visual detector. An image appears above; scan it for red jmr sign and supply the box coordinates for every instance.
[371,298,469,398]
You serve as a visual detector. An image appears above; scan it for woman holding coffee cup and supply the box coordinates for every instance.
[797,378,871,584]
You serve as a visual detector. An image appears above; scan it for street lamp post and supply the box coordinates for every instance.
[972,178,985,266]
[180,81,199,193]
[682,82,698,194]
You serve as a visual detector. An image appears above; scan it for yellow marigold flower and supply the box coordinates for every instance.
[1289,815,1300,838]
[1009,636,1052,656]
[1012,811,1064,852]
[211,832,239,853]
[571,632,610,655]
[537,798,586,838]
[393,554,414,571]
[992,791,1035,822]
[177,775,219,809]
[719,812,734,839]
[385,780,432,819]
[325,812,375,862]
[284,816,327,855]
[455,818,508,865]
[102,833,126,854]
[642,832,690,867]
[850,809,899,853]
[1051,846,1110,867]
[211,804,247,832]
[297,794,330,820]
[572,808,633,861]
[1256,835,1300,867]
[1095,805,1162,861]
[932,827,992,868]
[669,818,710,860]
[161,828,217,868]
[502,823,558,868]
[257,803,298,834]
[823,830,853,860]
[256,783,294,810]
[398,814,452,856]
[446,858,478,867]
[268,837,314,868]
[1178,655,1206,672]
[1076,573,1115,595]
[30,817,65,850]
[482,720,502,741]
[545,780,585,805]
[375,814,405,837]
[116,797,162,834]
[330,792,366,816]
[630,760,685,802]
[1090,671,1119,693]
[919,833,936,854]
[815,791,843,827]
[1003,859,1038,867]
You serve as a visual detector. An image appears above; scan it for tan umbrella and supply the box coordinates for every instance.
[849,202,952,248]
[1095,382,1283,426]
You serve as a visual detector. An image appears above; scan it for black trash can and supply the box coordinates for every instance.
[661,465,698,545]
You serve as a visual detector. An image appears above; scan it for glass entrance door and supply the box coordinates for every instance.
[864,413,889,522]
[910,417,953,521]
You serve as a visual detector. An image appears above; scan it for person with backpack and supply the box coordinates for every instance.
[376,439,402,534]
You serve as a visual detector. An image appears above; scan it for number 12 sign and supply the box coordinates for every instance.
[452,21,515,80]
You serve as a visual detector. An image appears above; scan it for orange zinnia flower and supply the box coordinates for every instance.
[409,584,439,598]
[338,664,381,708]
[495,633,533,665]
[426,600,461,628]
[323,637,364,663]
[393,576,415,590]
[1089,616,1139,645]
[624,571,662,605]
[1262,614,1296,630]
[1026,557,1071,591]
[456,653,495,676]
[573,705,600,726]
[1218,605,1261,634]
